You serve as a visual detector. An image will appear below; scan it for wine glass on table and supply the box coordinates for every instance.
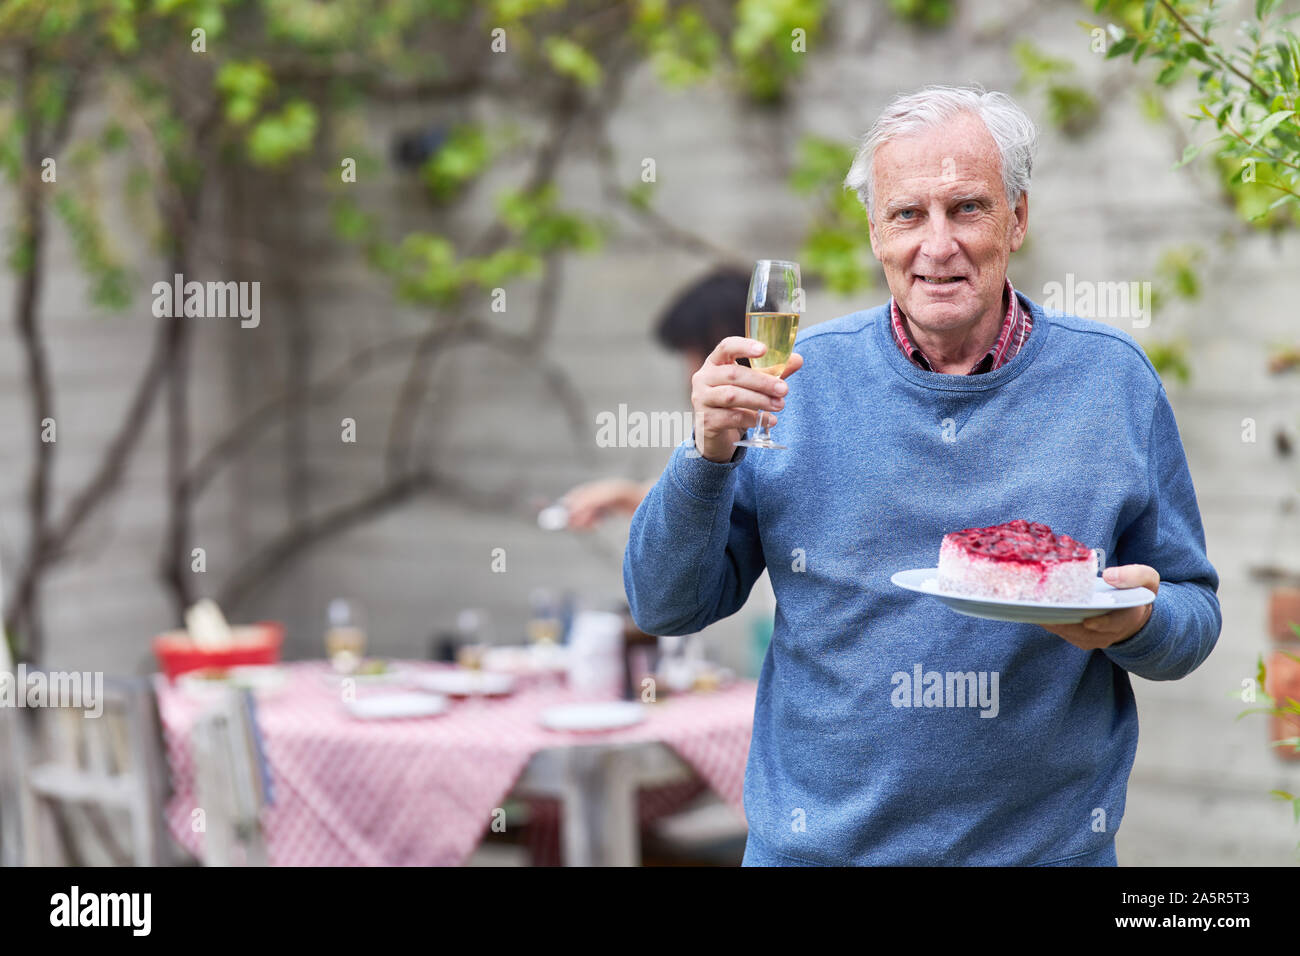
[526,588,566,689]
[325,598,367,674]
[735,259,801,451]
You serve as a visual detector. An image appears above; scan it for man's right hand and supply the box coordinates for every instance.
[690,336,804,463]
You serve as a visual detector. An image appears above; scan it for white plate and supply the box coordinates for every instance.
[539,701,646,732]
[410,670,515,697]
[319,664,407,687]
[344,693,450,720]
[484,645,569,674]
[891,568,1155,624]
[178,665,287,698]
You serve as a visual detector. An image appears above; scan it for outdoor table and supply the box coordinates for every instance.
[154,661,755,866]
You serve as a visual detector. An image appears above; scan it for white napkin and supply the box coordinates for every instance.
[185,599,233,650]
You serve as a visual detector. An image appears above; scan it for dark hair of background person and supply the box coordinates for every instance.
[654,268,751,356]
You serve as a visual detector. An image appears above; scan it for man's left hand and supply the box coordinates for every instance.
[1038,564,1159,650]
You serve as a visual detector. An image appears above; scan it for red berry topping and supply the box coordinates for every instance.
[947,519,1090,564]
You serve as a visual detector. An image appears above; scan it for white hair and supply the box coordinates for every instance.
[844,85,1039,220]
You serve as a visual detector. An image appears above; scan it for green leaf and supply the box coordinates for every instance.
[1247,109,1295,149]
[495,186,602,253]
[7,231,35,274]
[1156,57,1189,85]
[216,61,273,126]
[1236,706,1280,719]
[331,200,377,244]
[246,100,318,167]
[1142,339,1192,384]
[623,181,655,210]
[642,5,721,88]
[888,0,953,28]
[51,192,132,311]
[731,0,827,101]
[421,125,493,200]
[1107,36,1136,59]
[470,247,543,286]
[543,37,602,88]
[1046,85,1099,136]
[389,232,464,305]
[799,225,873,295]
[790,135,857,194]
[491,0,565,21]
[1173,140,1208,169]
[100,123,128,152]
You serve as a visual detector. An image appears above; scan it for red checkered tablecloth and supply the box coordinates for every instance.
[154,662,755,866]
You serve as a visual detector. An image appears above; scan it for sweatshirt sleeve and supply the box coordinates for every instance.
[622,434,767,636]
[1102,385,1222,681]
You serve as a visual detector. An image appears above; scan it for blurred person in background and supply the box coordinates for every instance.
[559,268,750,529]
[562,266,778,685]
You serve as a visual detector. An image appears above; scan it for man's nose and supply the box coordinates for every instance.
[918,213,959,261]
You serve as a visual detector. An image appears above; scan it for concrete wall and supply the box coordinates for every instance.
[2,0,1297,863]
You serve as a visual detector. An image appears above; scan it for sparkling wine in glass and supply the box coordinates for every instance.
[325,598,367,674]
[735,259,801,451]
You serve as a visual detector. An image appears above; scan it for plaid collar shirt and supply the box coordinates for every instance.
[889,278,1032,375]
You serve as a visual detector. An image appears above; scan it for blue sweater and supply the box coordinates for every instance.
[623,292,1221,866]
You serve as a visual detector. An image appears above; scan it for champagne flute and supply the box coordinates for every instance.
[735,259,801,451]
[526,587,563,645]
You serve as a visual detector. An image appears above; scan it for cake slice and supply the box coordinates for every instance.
[937,519,1097,603]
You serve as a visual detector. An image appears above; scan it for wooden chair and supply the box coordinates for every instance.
[190,688,271,866]
[0,637,20,866]
[8,674,176,866]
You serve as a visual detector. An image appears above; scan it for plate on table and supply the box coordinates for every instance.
[178,665,287,698]
[410,670,516,697]
[539,701,646,732]
[890,569,1155,625]
[484,644,569,675]
[319,661,407,686]
[344,693,450,720]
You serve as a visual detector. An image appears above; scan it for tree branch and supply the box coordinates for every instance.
[216,468,526,611]
[186,328,466,499]
[1157,0,1271,101]
[159,256,194,620]
[9,46,58,660]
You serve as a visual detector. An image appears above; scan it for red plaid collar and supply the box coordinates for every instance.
[890,278,1032,375]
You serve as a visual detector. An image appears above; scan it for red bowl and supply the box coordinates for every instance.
[154,621,285,680]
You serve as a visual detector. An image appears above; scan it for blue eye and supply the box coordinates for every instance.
[960,202,978,213]
[897,209,915,220]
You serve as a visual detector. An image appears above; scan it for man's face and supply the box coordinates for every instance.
[867,112,1028,335]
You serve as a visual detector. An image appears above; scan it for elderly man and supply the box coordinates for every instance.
[623,85,1220,866]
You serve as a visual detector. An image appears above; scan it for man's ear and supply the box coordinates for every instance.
[1008,193,1029,253]
[867,214,882,262]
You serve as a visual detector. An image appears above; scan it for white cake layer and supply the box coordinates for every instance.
[936,536,1097,604]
